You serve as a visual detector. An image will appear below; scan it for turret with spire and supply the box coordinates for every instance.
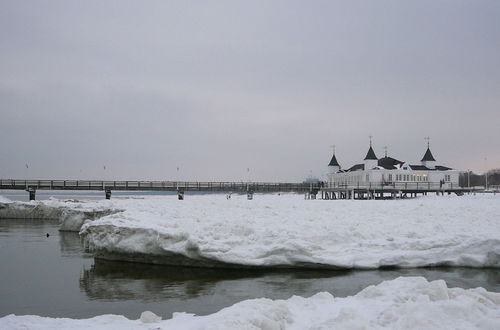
[363,136,378,170]
[421,137,436,169]
[327,145,341,174]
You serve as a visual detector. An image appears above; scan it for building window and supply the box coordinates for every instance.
[388,174,392,182]
[366,174,369,182]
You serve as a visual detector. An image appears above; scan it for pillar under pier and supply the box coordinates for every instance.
[27,187,36,201]
[178,190,185,200]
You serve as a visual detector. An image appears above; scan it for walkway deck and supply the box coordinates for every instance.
[0,179,483,200]
[0,179,320,194]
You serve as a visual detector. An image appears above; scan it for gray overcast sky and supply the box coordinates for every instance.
[1,0,499,181]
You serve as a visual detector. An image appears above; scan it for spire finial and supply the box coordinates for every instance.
[425,136,430,148]
[384,146,388,157]
[369,135,373,147]
[330,144,336,154]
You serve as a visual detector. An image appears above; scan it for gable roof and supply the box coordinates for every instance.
[421,147,436,162]
[328,153,340,167]
[347,164,365,171]
[364,146,377,160]
[378,156,404,170]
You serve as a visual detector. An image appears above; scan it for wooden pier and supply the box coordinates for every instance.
[0,179,321,200]
[0,179,481,201]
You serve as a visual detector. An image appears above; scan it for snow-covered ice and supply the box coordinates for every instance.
[0,197,121,231]
[79,194,499,268]
[2,193,499,268]
[1,277,499,329]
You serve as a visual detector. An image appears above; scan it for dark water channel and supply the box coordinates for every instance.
[1,218,499,320]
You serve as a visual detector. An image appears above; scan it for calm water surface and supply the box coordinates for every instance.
[0,191,499,320]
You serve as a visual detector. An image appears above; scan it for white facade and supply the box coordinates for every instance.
[326,146,460,189]
[328,168,459,188]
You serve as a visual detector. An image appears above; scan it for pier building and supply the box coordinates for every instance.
[326,140,459,191]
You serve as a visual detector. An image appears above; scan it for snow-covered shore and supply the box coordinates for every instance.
[2,193,499,269]
[81,194,499,269]
[0,197,121,231]
[1,277,499,329]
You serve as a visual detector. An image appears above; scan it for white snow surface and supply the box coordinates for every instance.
[76,194,500,268]
[3,193,499,268]
[1,277,499,329]
[0,197,122,231]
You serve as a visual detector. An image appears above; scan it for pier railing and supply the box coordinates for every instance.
[0,179,321,193]
[325,182,480,192]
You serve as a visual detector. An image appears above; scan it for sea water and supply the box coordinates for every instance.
[0,219,498,319]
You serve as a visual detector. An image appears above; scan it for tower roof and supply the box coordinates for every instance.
[364,146,377,160]
[328,153,340,167]
[421,147,436,162]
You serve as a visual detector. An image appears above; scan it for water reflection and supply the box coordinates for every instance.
[2,217,499,319]
[59,231,92,258]
[81,259,500,306]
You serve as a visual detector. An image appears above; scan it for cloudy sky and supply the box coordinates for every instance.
[1,0,498,181]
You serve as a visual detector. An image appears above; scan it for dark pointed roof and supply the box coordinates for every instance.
[364,146,377,160]
[421,147,436,162]
[328,153,340,167]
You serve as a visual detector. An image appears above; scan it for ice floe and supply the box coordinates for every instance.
[1,277,499,329]
[79,194,500,269]
[0,197,121,231]
[2,193,499,269]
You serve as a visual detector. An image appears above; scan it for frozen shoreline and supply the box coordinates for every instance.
[0,197,122,231]
[81,194,499,269]
[1,277,499,329]
[1,194,499,269]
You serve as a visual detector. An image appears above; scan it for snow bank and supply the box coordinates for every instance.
[1,277,499,329]
[0,198,121,232]
[79,194,500,269]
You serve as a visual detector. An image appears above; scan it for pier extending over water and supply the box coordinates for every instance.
[0,179,483,200]
[0,179,321,200]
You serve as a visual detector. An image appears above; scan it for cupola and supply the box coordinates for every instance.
[363,137,378,170]
[327,146,341,174]
[421,138,436,169]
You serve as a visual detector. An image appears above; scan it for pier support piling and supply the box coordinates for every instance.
[27,187,36,201]
[178,190,185,200]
